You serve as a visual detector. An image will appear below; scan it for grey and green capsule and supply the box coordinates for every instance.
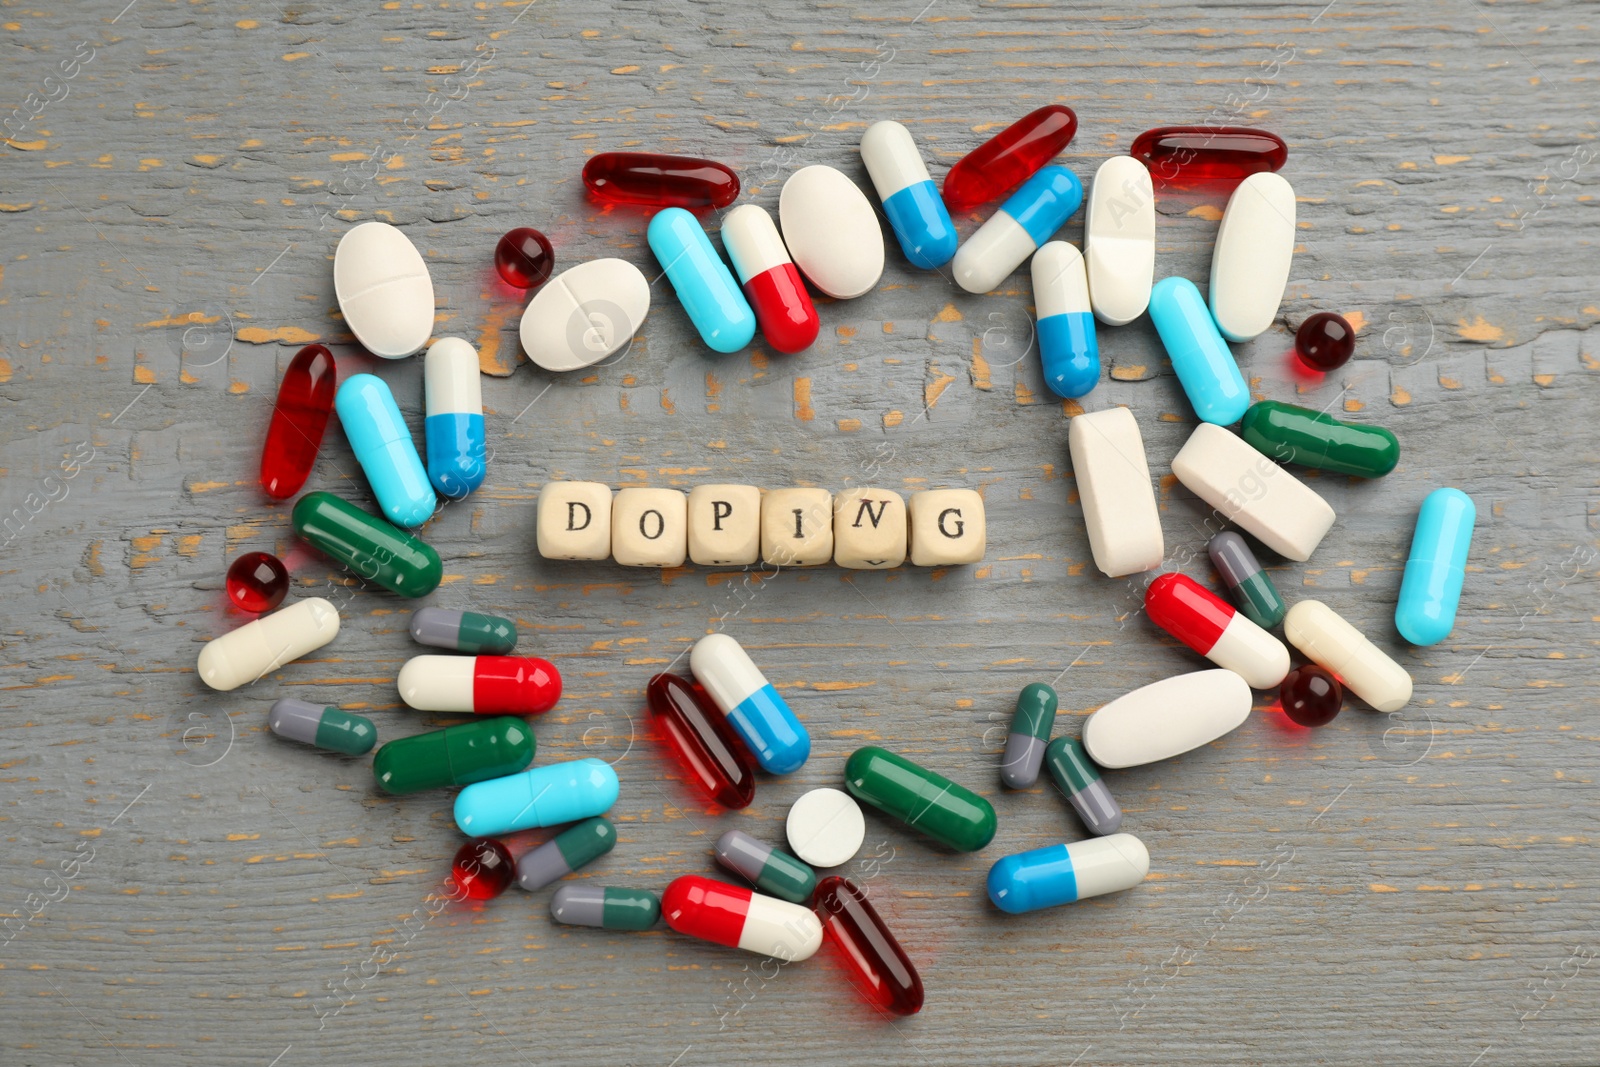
[268,698,376,756]
[1000,682,1058,789]
[409,607,517,655]
[515,816,617,892]
[1045,736,1122,836]
[549,885,660,930]
[1207,531,1287,629]
[714,829,817,904]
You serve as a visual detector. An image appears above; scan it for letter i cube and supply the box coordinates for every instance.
[761,488,834,567]
[908,489,986,566]
[537,481,614,560]
[688,485,762,566]
[832,488,907,569]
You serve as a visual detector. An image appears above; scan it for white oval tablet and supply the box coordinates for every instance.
[1084,156,1156,326]
[778,165,885,299]
[1209,171,1296,342]
[785,787,865,868]
[333,222,436,359]
[1082,669,1252,768]
[518,258,651,372]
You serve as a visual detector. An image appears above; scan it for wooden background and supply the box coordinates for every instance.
[2,1,1597,1064]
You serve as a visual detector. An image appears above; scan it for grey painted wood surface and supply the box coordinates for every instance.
[2,2,1597,1064]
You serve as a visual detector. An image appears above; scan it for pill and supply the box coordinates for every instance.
[689,633,810,775]
[860,120,958,270]
[581,152,740,210]
[551,885,661,930]
[1081,669,1252,769]
[719,204,820,355]
[942,104,1079,213]
[196,597,340,692]
[333,221,435,359]
[661,875,824,961]
[1067,407,1165,578]
[1031,241,1100,399]
[371,717,535,795]
[452,839,515,900]
[493,226,554,289]
[408,607,517,655]
[1283,601,1412,712]
[778,165,885,299]
[647,206,757,353]
[515,817,617,892]
[999,682,1057,790]
[1396,488,1475,647]
[1207,531,1287,629]
[646,673,756,810]
[260,343,337,499]
[291,491,443,598]
[454,757,620,836]
[1295,311,1355,372]
[1147,277,1250,426]
[987,834,1150,914]
[1280,665,1343,727]
[422,337,487,499]
[1130,126,1287,190]
[843,746,997,853]
[334,373,437,528]
[813,876,923,1016]
[716,830,818,904]
[268,698,376,757]
[1209,172,1296,342]
[397,654,561,716]
[1171,423,1336,562]
[1044,737,1122,836]
[1145,573,1290,689]
[785,788,865,868]
[1083,156,1156,326]
[226,551,288,614]
[953,165,1083,295]
[1239,400,1400,479]
[518,258,651,373]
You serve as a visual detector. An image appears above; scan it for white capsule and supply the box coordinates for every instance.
[739,892,823,960]
[423,337,481,416]
[397,655,476,713]
[1084,156,1156,326]
[1209,172,1296,342]
[1067,407,1163,577]
[333,222,435,359]
[1284,600,1413,713]
[1082,669,1253,769]
[1170,423,1335,562]
[197,598,340,692]
[721,203,792,284]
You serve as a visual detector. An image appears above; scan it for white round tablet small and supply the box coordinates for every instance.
[786,788,865,868]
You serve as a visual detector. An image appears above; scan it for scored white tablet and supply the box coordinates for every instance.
[1084,156,1156,326]
[1067,407,1163,577]
[1209,171,1296,342]
[1170,423,1335,562]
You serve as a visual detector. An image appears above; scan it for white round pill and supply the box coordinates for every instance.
[786,788,866,868]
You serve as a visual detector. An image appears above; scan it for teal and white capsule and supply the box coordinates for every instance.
[1044,736,1122,836]
[1000,682,1057,789]
[1031,242,1099,399]
[648,207,756,353]
[860,121,957,270]
[268,698,376,756]
[987,833,1149,914]
[714,829,817,904]
[423,337,486,499]
[550,885,660,930]
[953,165,1083,294]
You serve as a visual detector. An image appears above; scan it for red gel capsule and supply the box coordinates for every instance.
[582,152,741,211]
[494,227,555,289]
[1130,126,1288,191]
[647,673,755,810]
[260,344,337,499]
[942,105,1078,213]
[452,839,515,900]
[226,551,289,613]
[814,876,923,1016]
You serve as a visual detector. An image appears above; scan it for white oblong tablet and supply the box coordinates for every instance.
[1209,172,1296,342]
[519,258,651,373]
[1084,156,1156,326]
[196,598,341,692]
[1170,422,1335,562]
[778,164,885,299]
[1284,600,1413,713]
[1067,407,1163,577]
[785,787,865,868]
[333,222,436,359]
[1082,669,1252,768]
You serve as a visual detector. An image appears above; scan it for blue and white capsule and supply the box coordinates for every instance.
[1396,487,1475,647]
[1031,241,1099,399]
[454,757,620,836]
[335,373,437,527]
[1147,276,1250,426]
[860,120,957,270]
[647,206,757,354]
[954,165,1083,295]
[423,337,486,499]
[987,834,1150,914]
[689,633,809,775]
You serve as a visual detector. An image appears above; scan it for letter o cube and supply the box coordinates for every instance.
[761,488,834,567]
[613,488,688,568]
[908,489,986,566]
[536,481,613,561]
[833,488,907,570]
[688,484,761,566]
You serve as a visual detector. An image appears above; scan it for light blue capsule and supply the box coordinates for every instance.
[1005,166,1085,249]
[647,207,757,354]
[453,757,620,836]
[335,373,437,528]
[1396,487,1475,646]
[1148,277,1250,426]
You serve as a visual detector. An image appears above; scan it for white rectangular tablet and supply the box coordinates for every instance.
[1067,407,1164,576]
[1171,423,1335,562]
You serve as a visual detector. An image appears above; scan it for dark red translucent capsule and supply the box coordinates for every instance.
[494,227,555,289]
[646,673,755,810]
[260,343,337,499]
[942,105,1078,213]
[1130,126,1288,191]
[226,552,289,614]
[1280,664,1343,728]
[1295,312,1356,372]
[451,839,515,900]
[582,152,741,211]
[813,876,923,1016]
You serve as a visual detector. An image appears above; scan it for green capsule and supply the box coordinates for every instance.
[269,698,377,756]
[550,885,660,930]
[372,716,535,795]
[844,746,997,852]
[292,490,443,598]
[1208,531,1288,629]
[1000,682,1058,789]
[1239,400,1400,478]
[1044,736,1124,836]
[715,829,817,904]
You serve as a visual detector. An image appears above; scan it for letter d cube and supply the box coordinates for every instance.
[537,481,613,560]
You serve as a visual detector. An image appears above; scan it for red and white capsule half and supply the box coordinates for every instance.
[397,654,562,715]
[661,875,822,961]
[1144,573,1289,689]
[720,204,820,355]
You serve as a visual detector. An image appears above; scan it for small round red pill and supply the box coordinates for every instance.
[225,552,289,614]
[1279,665,1344,727]
[582,152,740,211]
[942,105,1078,213]
[494,227,555,289]
[1295,312,1356,372]
[451,839,515,900]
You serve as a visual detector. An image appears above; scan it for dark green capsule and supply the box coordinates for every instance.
[292,490,443,598]
[1207,531,1287,629]
[409,607,517,654]
[1239,400,1400,478]
[1000,682,1058,789]
[516,817,617,891]
[268,698,376,756]
[715,829,817,904]
[844,746,996,852]
[1044,736,1123,836]
[371,716,535,795]
[550,885,660,930]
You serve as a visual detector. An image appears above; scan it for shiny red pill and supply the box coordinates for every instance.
[1280,665,1344,728]
[814,876,924,1016]
[582,152,740,211]
[647,673,755,810]
[1295,312,1356,372]
[494,227,555,289]
[942,105,1078,213]
[225,551,289,614]
[451,839,515,900]
[721,205,819,355]
[1130,126,1288,190]
[259,343,337,499]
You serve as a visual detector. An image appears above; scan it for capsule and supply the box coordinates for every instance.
[647,206,756,353]
[720,204,820,355]
[196,597,340,692]
[1044,736,1122,836]
[860,120,957,270]
[1147,277,1250,426]
[688,633,810,775]
[334,373,437,528]
[1130,126,1288,190]
[844,746,996,852]
[1031,242,1099,399]
[267,697,376,756]
[423,337,486,499]
[409,607,517,655]
[1283,600,1412,713]
[291,491,442,598]
[715,830,817,904]
[1239,400,1400,478]
[999,682,1057,790]
[1396,488,1475,647]
[454,757,620,836]
[515,816,616,892]
[551,885,660,930]
[397,655,561,715]
[371,716,535,795]
[953,165,1083,295]
[987,834,1150,914]
[1145,573,1290,689]
[260,343,337,499]
[660,875,823,961]
[943,104,1079,213]
[646,673,756,810]
[813,876,923,1016]
[1207,531,1287,629]
[581,152,740,210]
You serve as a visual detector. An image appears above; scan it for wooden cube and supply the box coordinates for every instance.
[612,488,688,568]
[908,489,986,566]
[536,481,613,561]
[832,488,907,569]
[688,484,761,566]
[760,488,834,567]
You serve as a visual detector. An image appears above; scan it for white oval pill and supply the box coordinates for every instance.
[333,222,436,359]
[786,787,865,868]
[1082,669,1252,768]
[519,258,651,372]
[1209,171,1296,342]
[778,165,885,299]
[1084,156,1156,326]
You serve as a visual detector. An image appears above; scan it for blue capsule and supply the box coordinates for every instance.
[860,121,958,270]
[954,165,1083,295]
[335,373,437,528]
[986,835,1150,914]
[1147,277,1250,426]
[1396,487,1475,646]
[423,338,487,499]
[647,206,757,354]
[453,757,620,836]
[1031,242,1100,399]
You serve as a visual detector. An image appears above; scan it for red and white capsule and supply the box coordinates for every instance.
[720,204,820,355]
[396,655,562,715]
[661,875,822,961]
[1145,573,1289,689]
